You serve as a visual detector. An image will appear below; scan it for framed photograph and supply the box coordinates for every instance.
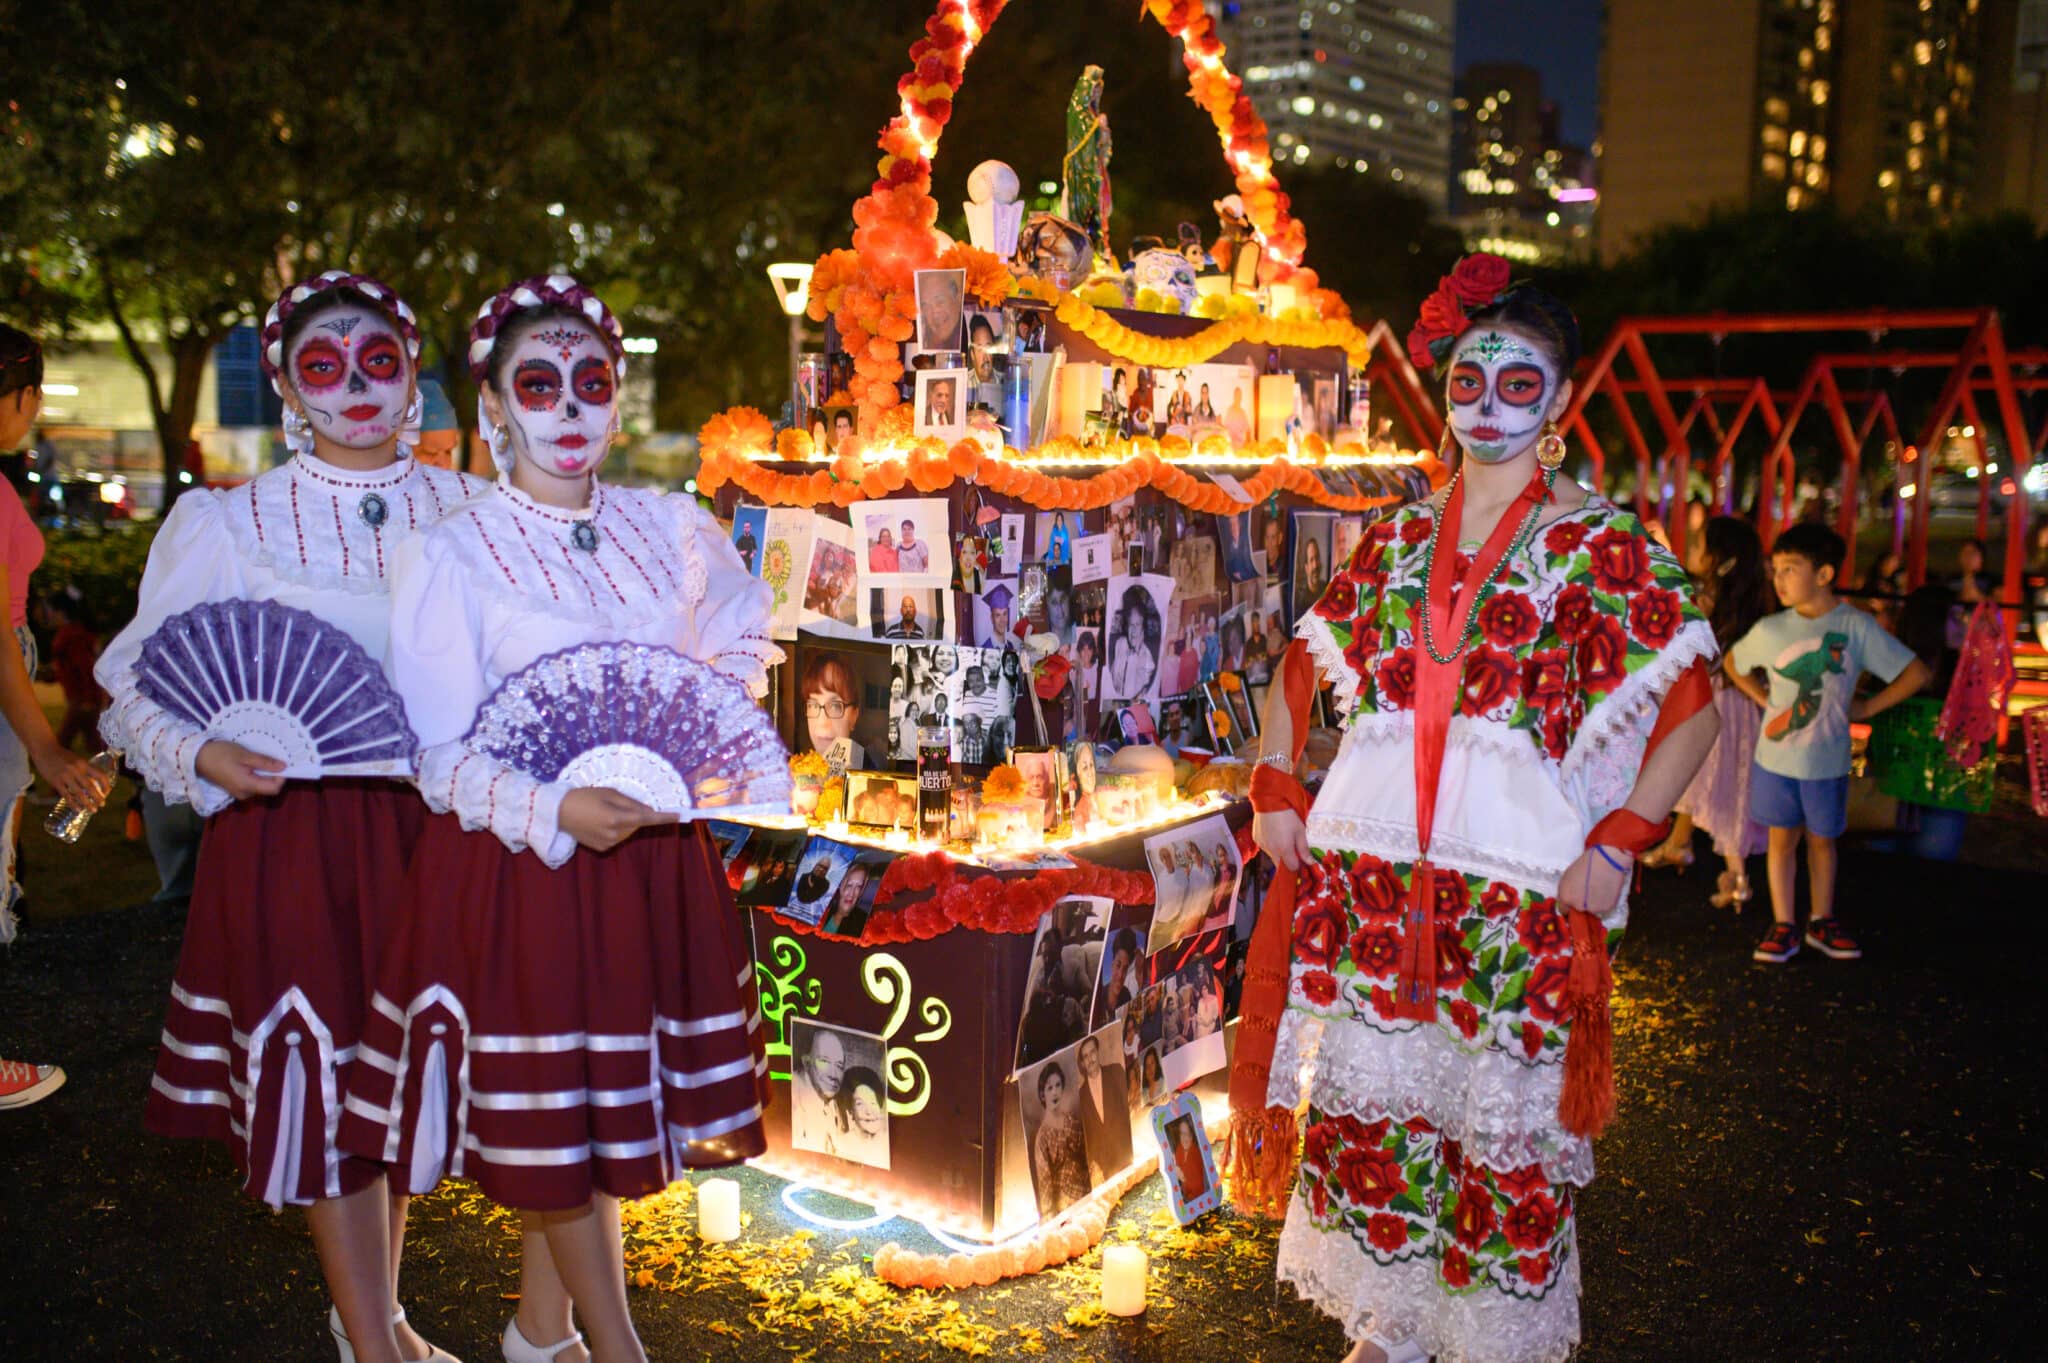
[914,368,969,441]
[914,267,967,353]
[1114,703,1157,747]
[1010,747,1064,830]
[850,497,948,583]
[1222,678,1258,739]
[1101,574,1174,706]
[861,586,948,641]
[790,1019,891,1170]
[1151,1091,1221,1224]
[1200,682,1237,753]
[818,404,859,456]
[975,798,1042,847]
[846,771,915,832]
[1289,510,1337,622]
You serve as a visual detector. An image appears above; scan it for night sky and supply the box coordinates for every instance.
[1452,0,1606,148]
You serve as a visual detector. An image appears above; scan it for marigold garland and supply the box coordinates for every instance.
[697,436,1413,516]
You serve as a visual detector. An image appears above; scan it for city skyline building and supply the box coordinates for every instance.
[1218,0,1458,214]
[1449,60,1598,264]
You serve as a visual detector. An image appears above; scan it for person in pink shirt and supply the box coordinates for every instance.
[0,324,112,1112]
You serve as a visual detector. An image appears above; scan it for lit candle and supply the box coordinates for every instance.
[1256,373,1296,442]
[1100,1243,1147,1316]
[698,1177,741,1244]
[1056,361,1103,439]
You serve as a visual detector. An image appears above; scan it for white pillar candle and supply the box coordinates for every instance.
[1266,281,1300,316]
[1256,373,1297,442]
[1100,1243,1147,1316]
[1056,361,1104,439]
[697,1177,741,1244]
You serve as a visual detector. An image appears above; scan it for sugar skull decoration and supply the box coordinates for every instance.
[1013,213,1094,284]
[467,275,629,479]
[1129,248,1200,315]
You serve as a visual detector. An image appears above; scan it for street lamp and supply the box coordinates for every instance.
[766,262,815,418]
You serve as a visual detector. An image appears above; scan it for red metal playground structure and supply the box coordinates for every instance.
[1354,306,2043,615]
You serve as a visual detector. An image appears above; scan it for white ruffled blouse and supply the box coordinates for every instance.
[96,454,489,815]
[385,480,779,868]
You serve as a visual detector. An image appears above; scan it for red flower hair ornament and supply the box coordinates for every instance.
[1405,252,1516,371]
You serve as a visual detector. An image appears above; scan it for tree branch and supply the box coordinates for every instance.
[98,258,167,428]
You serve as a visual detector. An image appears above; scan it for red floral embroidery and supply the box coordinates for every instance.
[1441,1245,1473,1288]
[1303,1121,1342,1174]
[1480,881,1522,919]
[1367,1213,1410,1253]
[1375,649,1418,709]
[1497,1162,1553,1201]
[1334,1114,1392,1147]
[1553,584,1596,644]
[1629,583,1683,648]
[1448,998,1482,1038]
[1523,647,1571,711]
[1516,901,1569,956]
[1503,1191,1561,1251]
[1577,613,1631,692]
[1343,627,1379,682]
[1476,590,1540,647]
[1452,1181,1498,1247]
[1434,933,1476,991]
[1349,922,1402,975]
[1349,853,1404,917]
[1432,871,1470,921]
[1461,645,1520,714]
[1517,1251,1554,1284]
[1400,516,1433,546]
[1403,1115,1436,1135]
[1334,1144,1409,1209]
[1524,955,1573,1024]
[1292,895,1348,970]
[1587,526,1652,593]
[1541,706,1573,760]
[1315,577,1358,620]
[1521,1021,1546,1059]
[1300,970,1340,1007]
[1544,519,1590,556]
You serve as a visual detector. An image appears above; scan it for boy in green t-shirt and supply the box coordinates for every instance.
[1725,523,1929,964]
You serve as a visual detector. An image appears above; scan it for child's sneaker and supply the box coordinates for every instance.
[0,1058,66,1110]
[1753,923,1801,963]
[1804,918,1862,960]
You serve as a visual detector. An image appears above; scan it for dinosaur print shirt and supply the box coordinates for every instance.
[1728,602,1917,780]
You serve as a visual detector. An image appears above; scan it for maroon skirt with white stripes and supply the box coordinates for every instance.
[338,813,767,1210]
[145,778,424,1208]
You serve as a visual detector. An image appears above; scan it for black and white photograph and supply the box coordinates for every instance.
[913,368,968,441]
[1101,573,1173,706]
[1017,1041,1091,1220]
[846,770,915,831]
[888,643,949,759]
[1015,895,1109,1071]
[860,586,948,641]
[1074,1021,1133,1186]
[1106,497,1138,574]
[999,513,1025,575]
[1290,509,1337,622]
[851,497,947,582]
[1141,813,1243,953]
[944,644,1016,764]
[913,266,966,353]
[1073,531,1112,585]
[789,1019,890,1170]
[1090,910,1150,1031]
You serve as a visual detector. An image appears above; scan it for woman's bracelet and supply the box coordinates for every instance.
[1255,753,1295,774]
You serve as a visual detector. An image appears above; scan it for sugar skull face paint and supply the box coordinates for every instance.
[286,304,412,450]
[1445,328,1555,465]
[497,318,617,478]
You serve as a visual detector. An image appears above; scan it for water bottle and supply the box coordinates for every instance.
[45,749,122,844]
[1002,343,1032,446]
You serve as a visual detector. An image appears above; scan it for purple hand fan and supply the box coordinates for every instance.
[133,599,418,779]
[464,643,792,820]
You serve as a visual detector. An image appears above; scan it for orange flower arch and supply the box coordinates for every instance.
[807,0,1342,434]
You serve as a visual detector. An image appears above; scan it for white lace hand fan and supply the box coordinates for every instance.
[134,599,419,779]
[464,643,792,819]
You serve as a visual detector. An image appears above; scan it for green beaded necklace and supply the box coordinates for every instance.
[1417,466,1559,666]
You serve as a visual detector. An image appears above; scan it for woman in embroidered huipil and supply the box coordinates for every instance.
[1248,257,1721,1363]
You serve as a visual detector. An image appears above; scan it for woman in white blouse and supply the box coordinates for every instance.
[338,276,776,1363]
[97,272,484,1363]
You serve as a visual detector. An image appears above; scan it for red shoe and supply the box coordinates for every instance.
[0,1058,66,1110]
[1752,923,1800,964]
[1804,918,1862,960]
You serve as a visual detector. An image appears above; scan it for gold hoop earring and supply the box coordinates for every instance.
[1437,424,1456,462]
[1536,421,1567,472]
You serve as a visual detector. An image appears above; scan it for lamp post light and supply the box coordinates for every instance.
[766,262,815,419]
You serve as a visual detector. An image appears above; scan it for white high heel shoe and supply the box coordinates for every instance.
[330,1305,464,1363]
[502,1318,586,1363]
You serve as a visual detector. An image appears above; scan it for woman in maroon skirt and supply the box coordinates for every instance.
[96,272,486,1363]
[339,277,775,1363]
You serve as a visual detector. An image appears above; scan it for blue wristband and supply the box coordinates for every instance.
[1593,845,1630,873]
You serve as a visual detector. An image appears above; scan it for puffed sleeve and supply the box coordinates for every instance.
[387,532,578,868]
[95,493,245,814]
[677,498,782,697]
[1292,515,1397,724]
